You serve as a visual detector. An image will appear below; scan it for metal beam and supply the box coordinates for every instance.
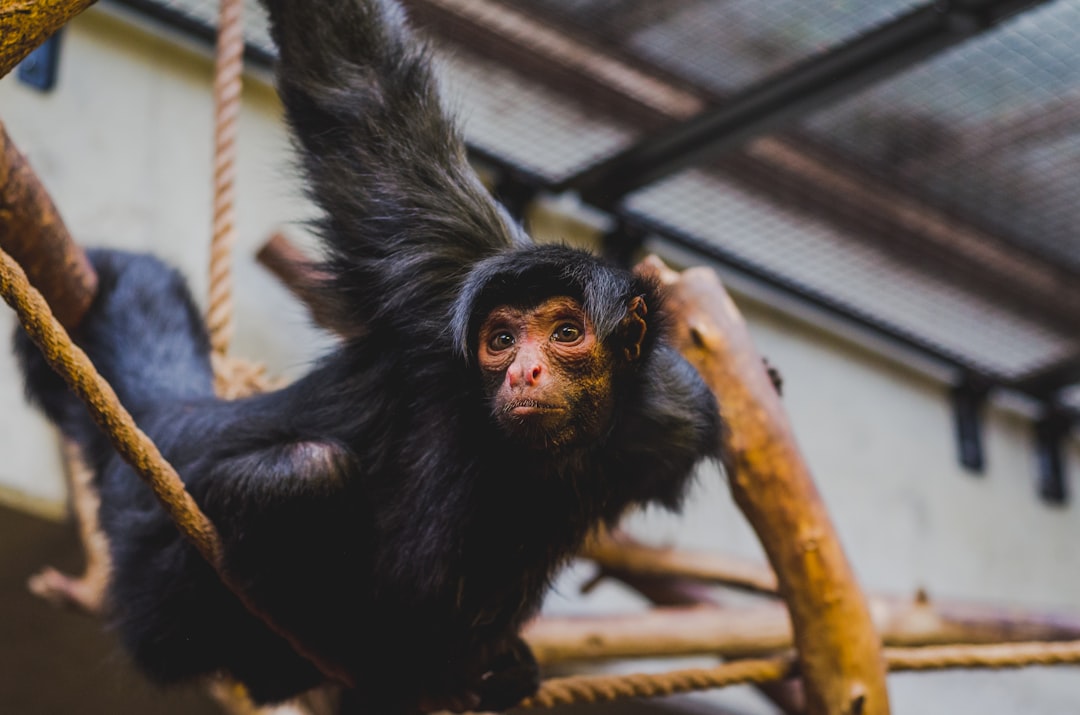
[621,212,975,374]
[564,0,1051,207]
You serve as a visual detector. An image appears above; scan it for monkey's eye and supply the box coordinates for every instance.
[489,332,515,351]
[552,324,582,343]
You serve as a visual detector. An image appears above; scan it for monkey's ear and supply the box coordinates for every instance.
[621,296,648,363]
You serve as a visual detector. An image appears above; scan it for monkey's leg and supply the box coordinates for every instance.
[27,438,110,615]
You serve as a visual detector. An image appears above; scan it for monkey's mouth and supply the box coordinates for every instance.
[503,399,564,417]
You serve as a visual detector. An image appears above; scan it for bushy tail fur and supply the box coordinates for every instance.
[13,249,215,468]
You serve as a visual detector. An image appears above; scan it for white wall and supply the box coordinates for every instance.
[2,7,1080,714]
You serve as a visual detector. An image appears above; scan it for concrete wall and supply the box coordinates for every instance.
[2,7,1079,714]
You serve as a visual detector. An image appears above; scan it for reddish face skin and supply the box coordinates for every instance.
[477,296,616,449]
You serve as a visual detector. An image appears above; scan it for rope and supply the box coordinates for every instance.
[887,640,1080,671]
[522,640,1080,708]
[0,247,224,567]
[206,0,244,357]
[522,657,794,708]
[0,244,355,689]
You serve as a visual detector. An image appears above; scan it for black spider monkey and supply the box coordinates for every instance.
[14,0,722,711]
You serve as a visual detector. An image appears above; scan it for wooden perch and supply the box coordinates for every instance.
[0,0,97,79]
[0,121,97,327]
[640,257,891,715]
[256,232,359,337]
[581,528,779,595]
[525,596,1080,665]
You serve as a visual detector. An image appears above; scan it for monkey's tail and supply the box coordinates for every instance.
[13,249,216,465]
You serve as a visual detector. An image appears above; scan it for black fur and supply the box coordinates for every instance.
[13,0,722,711]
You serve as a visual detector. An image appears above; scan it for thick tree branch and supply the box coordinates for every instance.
[525,595,1080,665]
[638,256,890,715]
[581,527,779,595]
[0,0,96,80]
[0,121,97,328]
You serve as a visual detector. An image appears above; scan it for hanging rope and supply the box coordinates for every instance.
[206,0,245,358]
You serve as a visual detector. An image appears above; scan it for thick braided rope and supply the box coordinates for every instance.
[206,0,244,356]
[0,245,355,688]
[522,657,794,708]
[0,246,223,567]
[523,640,1080,708]
[886,640,1080,671]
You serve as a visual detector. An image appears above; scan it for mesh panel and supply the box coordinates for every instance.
[436,50,640,181]
[626,169,1078,379]
[800,0,1080,271]
[501,0,924,94]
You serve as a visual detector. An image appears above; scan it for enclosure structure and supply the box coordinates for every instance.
[2,1,1080,715]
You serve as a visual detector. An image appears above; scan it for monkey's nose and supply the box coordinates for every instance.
[508,361,543,388]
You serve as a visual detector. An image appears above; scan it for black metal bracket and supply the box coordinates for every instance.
[951,375,993,473]
[17,31,63,92]
[1035,407,1074,505]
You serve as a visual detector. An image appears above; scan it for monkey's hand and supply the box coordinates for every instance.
[416,635,540,713]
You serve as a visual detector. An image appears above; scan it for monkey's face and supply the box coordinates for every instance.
[477,296,616,450]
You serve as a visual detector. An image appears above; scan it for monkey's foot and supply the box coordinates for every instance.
[416,689,482,714]
[27,566,104,615]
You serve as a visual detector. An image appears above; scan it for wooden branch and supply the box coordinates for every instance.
[0,121,96,328]
[525,596,1080,665]
[255,232,358,337]
[581,528,779,595]
[0,0,96,79]
[639,256,890,715]
[587,538,804,715]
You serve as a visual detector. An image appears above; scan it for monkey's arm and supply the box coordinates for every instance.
[258,0,525,334]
